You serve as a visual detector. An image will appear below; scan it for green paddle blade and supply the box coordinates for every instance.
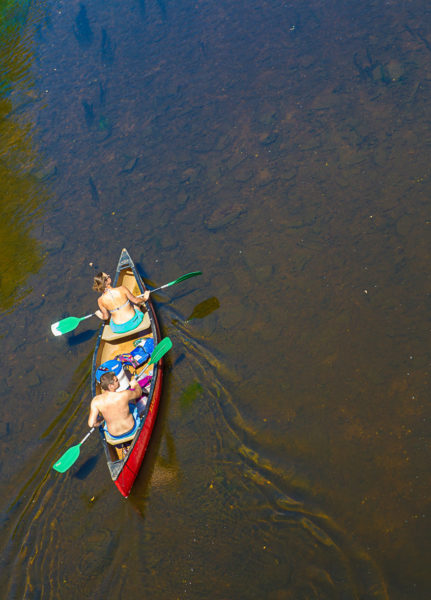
[51,316,82,336]
[150,271,202,294]
[164,271,202,287]
[53,428,95,474]
[51,313,94,336]
[52,445,81,473]
[149,337,172,365]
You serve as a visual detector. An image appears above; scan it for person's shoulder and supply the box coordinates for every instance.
[117,387,134,397]
[92,392,103,403]
[116,388,137,401]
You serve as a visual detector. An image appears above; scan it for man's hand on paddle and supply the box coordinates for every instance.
[128,377,142,400]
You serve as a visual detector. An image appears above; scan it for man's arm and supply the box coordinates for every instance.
[88,399,104,427]
[126,377,142,402]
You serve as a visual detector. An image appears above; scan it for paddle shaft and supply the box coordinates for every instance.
[138,284,177,297]
[138,271,202,296]
[139,283,169,296]
[80,427,95,445]
[81,313,96,322]
[136,361,155,379]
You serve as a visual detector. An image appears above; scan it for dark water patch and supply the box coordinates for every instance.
[155,0,167,21]
[0,419,11,438]
[82,99,94,128]
[88,175,100,207]
[77,527,116,576]
[0,363,96,597]
[100,28,115,64]
[172,351,186,367]
[73,4,93,46]
[137,0,146,20]
[99,80,107,106]
[140,275,157,289]
[66,328,99,346]
[120,154,139,174]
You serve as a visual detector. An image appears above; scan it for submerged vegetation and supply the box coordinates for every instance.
[0,0,48,311]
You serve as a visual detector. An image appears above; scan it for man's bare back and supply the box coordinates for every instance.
[88,373,142,436]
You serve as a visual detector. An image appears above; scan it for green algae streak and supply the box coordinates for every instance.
[0,0,48,312]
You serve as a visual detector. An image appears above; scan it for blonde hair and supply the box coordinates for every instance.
[93,272,109,293]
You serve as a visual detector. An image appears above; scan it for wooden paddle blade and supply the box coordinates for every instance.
[51,316,81,336]
[52,445,81,473]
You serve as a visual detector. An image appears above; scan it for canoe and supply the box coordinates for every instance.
[90,248,163,498]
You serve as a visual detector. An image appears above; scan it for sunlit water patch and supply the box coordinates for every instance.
[0,0,51,313]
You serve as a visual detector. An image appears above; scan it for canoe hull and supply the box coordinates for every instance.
[114,366,163,496]
[91,248,163,498]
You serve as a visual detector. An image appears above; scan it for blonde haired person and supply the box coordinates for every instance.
[93,272,150,334]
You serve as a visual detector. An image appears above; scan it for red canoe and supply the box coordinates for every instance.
[91,248,163,497]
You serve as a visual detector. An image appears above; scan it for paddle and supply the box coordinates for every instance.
[50,271,202,336]
[51,313,95,337]
[52,428,95,473]
[141,271,202,296]
[52,337,172,473]
[137,336,173,378]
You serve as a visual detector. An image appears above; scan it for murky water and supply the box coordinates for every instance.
[0,0,430,598]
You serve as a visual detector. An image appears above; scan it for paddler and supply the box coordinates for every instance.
[88,371,144,444]
[93,272,150,334]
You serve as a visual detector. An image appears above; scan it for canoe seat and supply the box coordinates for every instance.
[105,431,136,445]
[101,311,151,342]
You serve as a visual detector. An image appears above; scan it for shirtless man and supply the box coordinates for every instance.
[88,371,143,439]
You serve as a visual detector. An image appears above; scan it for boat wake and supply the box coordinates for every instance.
[165,308,389,600]
[0,305,390,599]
